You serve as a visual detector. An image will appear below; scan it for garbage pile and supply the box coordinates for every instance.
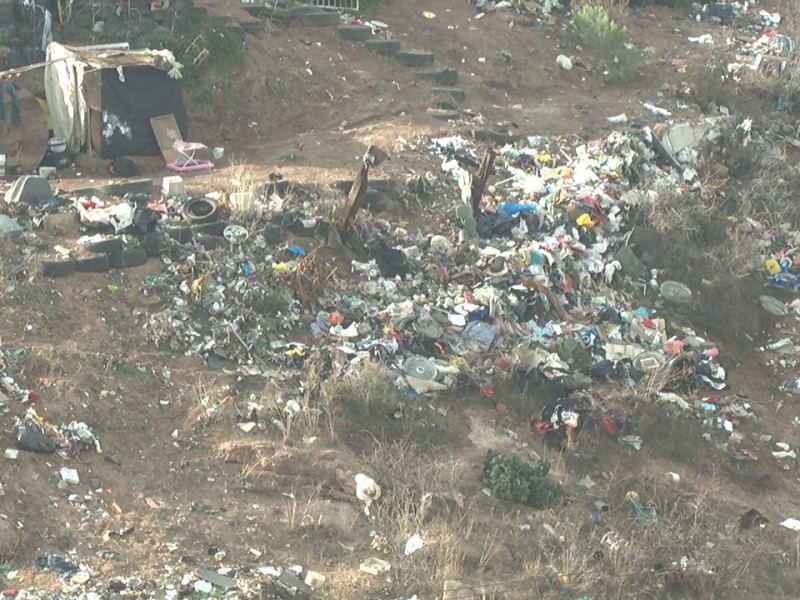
[15,407,101,455]
[130,122,774,457]
[686,4,795,79]
[3,556,330,600]
[1,175,237,277]
[756,240,800,402]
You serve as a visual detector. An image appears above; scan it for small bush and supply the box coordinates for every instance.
[171,25,243,82]
[482,450,564,509]
[574,4,642,82]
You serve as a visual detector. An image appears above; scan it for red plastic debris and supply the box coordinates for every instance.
[532,421,549,438]
[601,415,618,436]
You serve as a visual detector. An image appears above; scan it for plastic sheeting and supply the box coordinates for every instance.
[44,42,88,154]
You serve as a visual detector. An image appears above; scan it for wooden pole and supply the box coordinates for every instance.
[336,162,369,233]
[470,147,496,216]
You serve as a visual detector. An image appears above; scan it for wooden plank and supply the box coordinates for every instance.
[149,114,183,163]
[470,147,495,216]
[337,163,369,233]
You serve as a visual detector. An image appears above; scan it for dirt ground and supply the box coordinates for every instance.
[2,0,800,599]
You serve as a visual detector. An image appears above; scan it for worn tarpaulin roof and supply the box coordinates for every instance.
[47,43,175,72]
[0,45,175,79]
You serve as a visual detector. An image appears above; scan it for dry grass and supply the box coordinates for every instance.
[639,178,717,242]
[352,440,499,597]
[638,114,798,277]
[0,518,20,562]
[185,377,235,430]
[226,162,266,226]
[494,469,792,600]
[312,186,346,224]
[0,236,55,322]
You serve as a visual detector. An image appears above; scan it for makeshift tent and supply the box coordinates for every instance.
[43,42,188,159]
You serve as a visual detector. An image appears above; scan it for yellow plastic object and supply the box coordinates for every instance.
[576,213,596,228]
[764,258,781,275]
[34,96,53,130]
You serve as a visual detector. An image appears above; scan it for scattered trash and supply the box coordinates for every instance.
[619,435,643,451]
[556,54,573,70]
[780,518,800,532]
[359,557,391,575]
[626,491,661,526]
[34,554,80,578]
[304,570,326,589]
[660,281,692,303]
[404,533,424,556]
[738,508,768,530]
[355,473,381,517]
[760,295,788,317]
[59,467,80,485]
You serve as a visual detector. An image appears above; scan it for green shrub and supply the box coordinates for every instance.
[574,4,642,83]
[482,450,564,509]
[171,25,243,83]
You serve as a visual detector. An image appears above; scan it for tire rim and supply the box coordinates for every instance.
[404,356,438,381]
[660,281,692,303]
[759,295,788,317]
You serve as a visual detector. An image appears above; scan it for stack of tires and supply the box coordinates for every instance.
[38,197,227,278]
[39,237,154,278]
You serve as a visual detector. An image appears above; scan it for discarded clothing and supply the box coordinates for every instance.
[0,81,22,127]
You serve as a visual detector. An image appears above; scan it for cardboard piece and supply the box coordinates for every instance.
[149,114,184,163]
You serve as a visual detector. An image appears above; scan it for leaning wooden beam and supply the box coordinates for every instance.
[470,147,496,216]
[336,145,388,233]
[337,162,370,233]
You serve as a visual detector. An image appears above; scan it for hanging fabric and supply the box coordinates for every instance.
[41,9,53,52]
[5,83,21,127]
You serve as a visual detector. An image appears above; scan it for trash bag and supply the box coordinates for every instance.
[372,243,409,277]
[108,156,139,177]
[17,421,57,453]
[34,553,79,577]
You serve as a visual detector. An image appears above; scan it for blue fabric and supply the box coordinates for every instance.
[5,82,20,127]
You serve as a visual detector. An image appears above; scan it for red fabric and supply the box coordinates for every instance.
[601,415,617,436]
[532,421,550,438]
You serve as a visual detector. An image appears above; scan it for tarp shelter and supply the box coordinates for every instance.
[44,43,188,159]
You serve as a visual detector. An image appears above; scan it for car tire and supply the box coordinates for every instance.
[40,259,76,278]
[82,238,124,254]
[74,253,111,272]
[109,248,149,269]
[193,220,229,237]
[194,235,218,251]
[181,198,219,225]
[138,232,165,257]
[166,226,193,244]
